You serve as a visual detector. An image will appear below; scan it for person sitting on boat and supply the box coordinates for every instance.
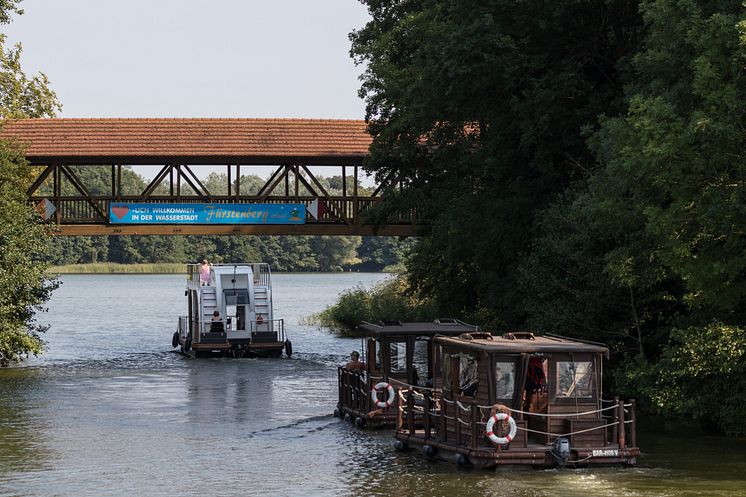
[345,351,366,372]
[199,259,211,286]
[210,311,224,332]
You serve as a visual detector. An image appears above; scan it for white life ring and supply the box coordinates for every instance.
[485,412,517,445]
[371,382,395,409]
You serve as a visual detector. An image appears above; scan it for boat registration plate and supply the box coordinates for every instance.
[592,449,619,457]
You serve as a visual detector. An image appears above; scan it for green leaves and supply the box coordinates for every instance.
[0,140,56,366]
[0,34,61,119]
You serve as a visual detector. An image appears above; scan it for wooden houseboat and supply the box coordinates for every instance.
[394,332,639,468]
[335,319,479,428]
[171,263,292,358]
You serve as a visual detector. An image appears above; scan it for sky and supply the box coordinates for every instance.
[3,0,371,119]
[2,1,373,180]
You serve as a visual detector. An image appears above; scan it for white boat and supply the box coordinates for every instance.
[171,263,292,358]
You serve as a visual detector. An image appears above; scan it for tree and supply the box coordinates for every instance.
[0,2,62,365]
[351,0,643,324]
[0,140,57,365]
[0,34,61,118]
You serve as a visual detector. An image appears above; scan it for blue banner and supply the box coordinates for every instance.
[109,203,306,225]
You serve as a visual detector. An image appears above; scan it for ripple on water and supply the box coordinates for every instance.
[1,274,745,497]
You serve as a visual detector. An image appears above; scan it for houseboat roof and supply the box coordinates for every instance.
[435,332,609,356]
[356,319,479,338]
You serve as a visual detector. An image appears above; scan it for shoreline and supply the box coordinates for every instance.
[46,263,395,275]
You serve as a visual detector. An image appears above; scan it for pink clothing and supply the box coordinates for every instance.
[199,264,210,285]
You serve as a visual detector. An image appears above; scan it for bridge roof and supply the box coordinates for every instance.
[1,118,371,165]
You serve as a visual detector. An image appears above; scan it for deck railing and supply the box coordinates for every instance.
[337,368,371,413]
[397,390,637,449]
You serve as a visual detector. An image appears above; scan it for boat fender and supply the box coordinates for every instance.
[394,440,408,451]
[485,412,517,445]
[456,453,470,466]
[172,331,179,348]
[184,335,191,353]
[284,340,293,357]
[371,382,395,409]
[355,416,366,428]
[423,445,437,458]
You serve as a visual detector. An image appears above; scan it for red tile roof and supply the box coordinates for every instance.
[1,118,372,165]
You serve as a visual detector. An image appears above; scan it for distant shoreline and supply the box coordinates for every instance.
[46,263,396,275]
[47,263,186,274]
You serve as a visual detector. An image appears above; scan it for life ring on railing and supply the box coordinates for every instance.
[485,412,517,445]
[370,382,395,409]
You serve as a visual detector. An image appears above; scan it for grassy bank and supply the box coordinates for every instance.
[48,263,186,274]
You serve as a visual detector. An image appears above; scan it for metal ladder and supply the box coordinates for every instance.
[254,286,271,331]
[201,286,217,333]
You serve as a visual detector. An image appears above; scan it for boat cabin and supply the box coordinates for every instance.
[172,263,291,358]
[395,332,639,468]
[335,319,479,428]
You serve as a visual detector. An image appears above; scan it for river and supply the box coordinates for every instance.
[0,273,744,497]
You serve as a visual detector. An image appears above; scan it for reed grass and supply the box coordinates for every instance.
[47,263,186,274]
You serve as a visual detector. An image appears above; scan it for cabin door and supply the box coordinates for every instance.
[224,289,250,333]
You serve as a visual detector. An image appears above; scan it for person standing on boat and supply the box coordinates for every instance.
[199,259,211,286]
[345,351,366,372]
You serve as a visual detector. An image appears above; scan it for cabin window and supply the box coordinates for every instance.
[412,338,428,385]
[389,341,407,373]
[556,361,594,398]
[495,361,515,399]
[459,353,478,397]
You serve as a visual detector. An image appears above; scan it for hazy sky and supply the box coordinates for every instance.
[2,0,371,119]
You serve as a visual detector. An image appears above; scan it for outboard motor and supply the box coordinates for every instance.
[552,437,571,467]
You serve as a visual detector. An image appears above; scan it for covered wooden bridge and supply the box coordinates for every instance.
[2,118,416,236]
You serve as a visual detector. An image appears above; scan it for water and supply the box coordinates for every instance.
[1,274,744,497]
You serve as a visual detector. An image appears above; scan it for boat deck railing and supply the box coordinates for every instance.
[186,262,272,288]
[396,389,637,450]
[338,369,434,418]
[178,315,286,345]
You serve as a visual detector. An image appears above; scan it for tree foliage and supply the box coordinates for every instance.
[351,0,746,434]
[0,141,57,365]
[0,34,61,118]
[0,0,60,365]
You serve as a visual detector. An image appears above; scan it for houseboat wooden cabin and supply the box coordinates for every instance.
[395,332,639,468]
[335,319,479,428]
[171,263,291,358]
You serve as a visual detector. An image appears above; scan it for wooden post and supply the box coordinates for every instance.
[353,165,359,225]
[407,388,415,434]
[612,395,619,445]
[397,390,403,430]
[617,398,626,448]
[117,165,122,201]
[470,403,478,449]
[228,165,232,197]
[455,401,462,446]
[236,165,241,198]
[629,399,637,448]
[440,401,447,442]
[423,392,431,440]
